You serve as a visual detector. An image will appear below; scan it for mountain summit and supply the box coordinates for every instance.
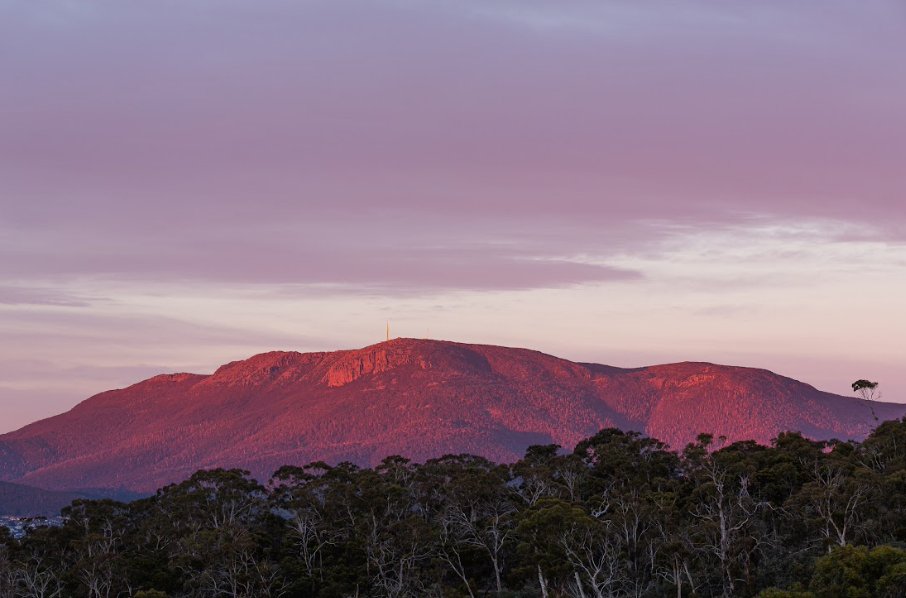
[1,339,901,492]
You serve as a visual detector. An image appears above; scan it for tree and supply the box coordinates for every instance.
[516,498,595,595]
[808,544,906,597]
[0,535,13,598]
[852,380,880,401]
[853,380,881,422]
[793,460,876,552]
[688,460,768,597]
[8,424,906,596]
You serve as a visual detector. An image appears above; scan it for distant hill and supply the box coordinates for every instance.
[0,480,89,516]
[0,481,144,517]
[1,338,902,493]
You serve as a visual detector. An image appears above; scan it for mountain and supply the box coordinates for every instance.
[0,481,83,517]
[0,481,94,517]
[0,338,902,494]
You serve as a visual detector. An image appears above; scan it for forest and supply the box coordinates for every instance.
[4,420,906,598]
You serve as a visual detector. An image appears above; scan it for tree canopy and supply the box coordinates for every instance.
[4,420,906,596]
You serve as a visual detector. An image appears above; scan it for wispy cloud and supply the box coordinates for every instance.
[0,286,92,307]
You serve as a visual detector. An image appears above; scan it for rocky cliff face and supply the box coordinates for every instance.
[1,338,901,492]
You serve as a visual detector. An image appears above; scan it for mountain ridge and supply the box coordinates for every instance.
[0,480,144,517]
[1,338,902,493]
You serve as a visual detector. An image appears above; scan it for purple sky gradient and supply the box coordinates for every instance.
[1,0,905,432]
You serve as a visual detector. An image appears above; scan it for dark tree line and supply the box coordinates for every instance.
[5,419,906,597]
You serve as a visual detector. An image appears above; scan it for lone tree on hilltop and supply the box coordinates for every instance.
[852,379,880,422]
[852,379,880,401]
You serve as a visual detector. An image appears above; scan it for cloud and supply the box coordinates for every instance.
[0,286,91,307]
[0,0,904,427]
[0,307,323,350]
[2,0,904,246]
[0,214,645,291]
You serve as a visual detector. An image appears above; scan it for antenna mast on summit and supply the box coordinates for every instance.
[386,320,390,342]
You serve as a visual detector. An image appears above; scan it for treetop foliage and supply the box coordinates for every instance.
[5,420,906,596]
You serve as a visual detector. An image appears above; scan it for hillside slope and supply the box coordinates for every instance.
[1,339,901,492]
[0,481,93,517]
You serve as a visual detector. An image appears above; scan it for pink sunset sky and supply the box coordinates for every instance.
[1,0,905,433]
